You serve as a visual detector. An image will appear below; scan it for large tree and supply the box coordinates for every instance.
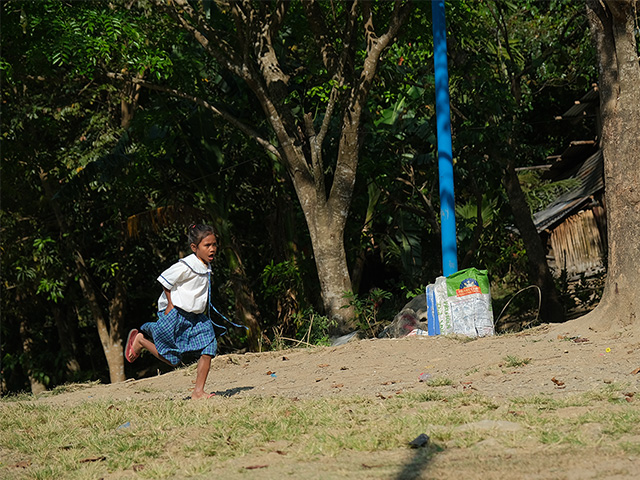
[584,0,640,329]
[124,0,413,334]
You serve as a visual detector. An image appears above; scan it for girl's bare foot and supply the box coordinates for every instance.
[189,391,215,400]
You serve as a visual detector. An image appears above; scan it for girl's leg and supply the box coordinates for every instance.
[131,332,174,366]
[190,354,213,400]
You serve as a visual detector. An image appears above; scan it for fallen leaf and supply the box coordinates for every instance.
[266,371,275,375]
[631,367,640,375]
[332,383,344,388]
[551,377,565,387]
[573,337,589,343]
[318,364,330,368]
[245,464,269,470]
[282,356,289,361]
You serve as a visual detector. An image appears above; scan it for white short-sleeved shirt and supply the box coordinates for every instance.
[157,254,211,314]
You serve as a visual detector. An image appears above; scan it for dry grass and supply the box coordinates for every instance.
[1,384,639,479]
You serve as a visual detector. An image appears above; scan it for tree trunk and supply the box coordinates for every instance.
[291,175,356,335]
[311,208,357,335]
[584,0,640,330]
[39,169,126,383]
[503,159,565,323]
[75,252,126,383]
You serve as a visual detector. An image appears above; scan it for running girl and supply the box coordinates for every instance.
[125,224,219,400]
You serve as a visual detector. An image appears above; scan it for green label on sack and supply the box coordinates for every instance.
[446,268,490,297]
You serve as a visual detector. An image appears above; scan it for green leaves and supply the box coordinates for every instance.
[13,0,174,79]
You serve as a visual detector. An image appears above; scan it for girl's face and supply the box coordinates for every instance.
[191,233,218,264]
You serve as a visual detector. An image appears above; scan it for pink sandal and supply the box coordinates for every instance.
[125,329,139,363]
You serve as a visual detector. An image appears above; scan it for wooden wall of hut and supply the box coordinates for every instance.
[548,208,606,279]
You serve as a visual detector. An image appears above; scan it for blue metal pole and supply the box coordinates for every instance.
[431,0,458,276]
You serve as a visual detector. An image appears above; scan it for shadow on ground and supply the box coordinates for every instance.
[395,443,438,480]
[212,386,254,397]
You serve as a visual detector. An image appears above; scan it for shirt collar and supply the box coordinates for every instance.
[182,253,211,275]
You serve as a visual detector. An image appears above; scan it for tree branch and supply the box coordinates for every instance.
[268,0,288,38]
[105,72,281,160]
[330,0,412,210]
[315,1,359,146]
[303,0,340,73]
[158,0,243,78]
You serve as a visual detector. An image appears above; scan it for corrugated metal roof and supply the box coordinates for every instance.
[543,140,598,180]
[533,150,603,232]
[562,86,599,118]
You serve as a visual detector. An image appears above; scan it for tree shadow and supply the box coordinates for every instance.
[395,446,438,480]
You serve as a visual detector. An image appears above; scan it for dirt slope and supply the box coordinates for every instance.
[38,320,640,407]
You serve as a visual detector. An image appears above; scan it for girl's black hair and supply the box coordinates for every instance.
[187,223,216,246]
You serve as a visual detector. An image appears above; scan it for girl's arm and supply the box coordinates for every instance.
[163,287,174,315]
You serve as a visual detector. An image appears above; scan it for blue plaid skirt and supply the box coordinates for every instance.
[140,307,217,366]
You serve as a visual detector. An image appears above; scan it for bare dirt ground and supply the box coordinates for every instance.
[31,318,640,479]
[41,320,640,406]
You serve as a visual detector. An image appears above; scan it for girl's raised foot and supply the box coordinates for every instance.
[125,329,141,363]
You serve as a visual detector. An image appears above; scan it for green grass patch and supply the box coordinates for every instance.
[502,355,531,368]
[425,376,454,387]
